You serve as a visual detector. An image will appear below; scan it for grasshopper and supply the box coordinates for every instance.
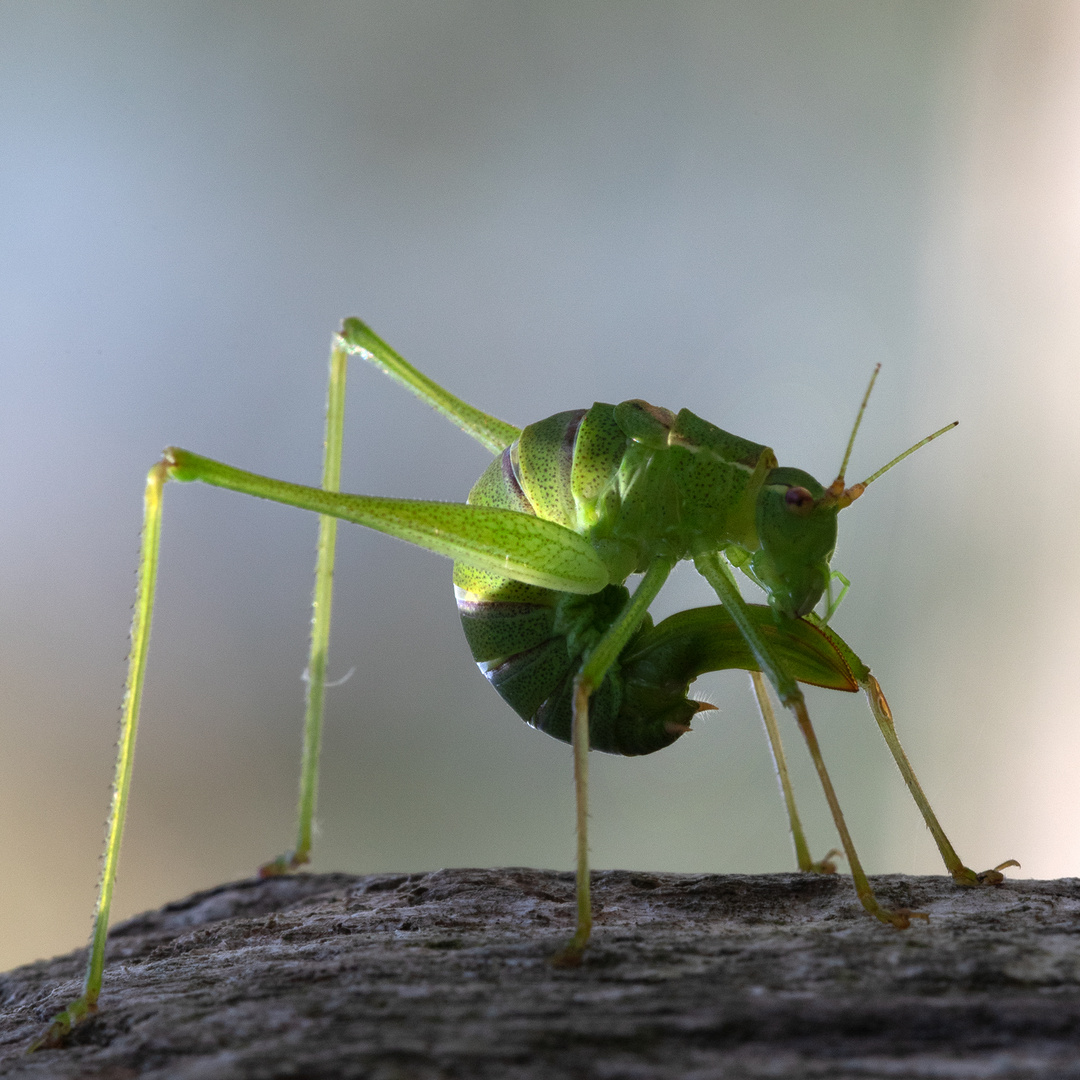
[33,319,1015,1048]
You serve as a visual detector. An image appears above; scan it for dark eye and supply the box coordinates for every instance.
[784,486,814,515]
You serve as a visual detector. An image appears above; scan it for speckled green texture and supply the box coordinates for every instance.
[452,402,842,756]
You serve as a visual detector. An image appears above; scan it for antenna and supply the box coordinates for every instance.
[827,421,958,509]
[836,363,880,484]
[858,421,958,490]
[822,364,958,510]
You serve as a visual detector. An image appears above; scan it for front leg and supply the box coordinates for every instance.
[808,619,1018,888]
[694,547,923,930]
[861,673,1018,886]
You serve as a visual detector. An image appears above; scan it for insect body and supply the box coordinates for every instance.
[455,401,838,754]
[33,319,1014,1048]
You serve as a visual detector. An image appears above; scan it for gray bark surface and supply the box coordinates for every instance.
[1,868,1079,1078]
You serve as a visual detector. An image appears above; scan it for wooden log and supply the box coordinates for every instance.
[2,869,1079,1078]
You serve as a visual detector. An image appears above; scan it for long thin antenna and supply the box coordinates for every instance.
[857,421,958,490]
[822,362,959,511]
[829,420,958,510]
[836,363,880,483]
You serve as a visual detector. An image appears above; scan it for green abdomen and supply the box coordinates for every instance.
[453,406,694,756]
[453,402,849,752]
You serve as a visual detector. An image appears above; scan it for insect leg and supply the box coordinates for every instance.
[552,555,676,966]
[163,450,609,595]
[787,695,926,927]
[693,548,922,930]
[338,319,521,454]
[808,618,1018,887]
[862,675,1018,885]
[822,570,850,624]
[260,334,350,876]
[750,670,840,875]
[30,461,169,1051]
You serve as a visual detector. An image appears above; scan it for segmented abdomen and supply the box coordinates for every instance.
[452,406,700,756]
[453,403,855,753]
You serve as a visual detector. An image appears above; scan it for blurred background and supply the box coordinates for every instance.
[3,1,1079,973]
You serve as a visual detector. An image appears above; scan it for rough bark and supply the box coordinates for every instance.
[1,868,1079,1078]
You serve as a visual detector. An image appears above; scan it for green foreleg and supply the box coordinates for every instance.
[822,570,850,624]
[30,462,169,1051]
[694,548,921,929]
[552,556,676,966]
[862,676,1017,884]
[810,618,1018,887]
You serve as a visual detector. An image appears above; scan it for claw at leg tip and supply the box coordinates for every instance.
[258,850,309,878]
[888,908,930,930]
[976,859,1020,886]
[807,848,843,875]
[551,949,584,969]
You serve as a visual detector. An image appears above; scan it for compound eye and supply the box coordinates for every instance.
[784,486,815,515]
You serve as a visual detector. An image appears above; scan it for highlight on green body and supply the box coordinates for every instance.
[31,319,1014,1049]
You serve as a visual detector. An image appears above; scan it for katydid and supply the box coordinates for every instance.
[32,319,1016,1049]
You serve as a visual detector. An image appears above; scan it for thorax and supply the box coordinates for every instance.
[468,401,777,585]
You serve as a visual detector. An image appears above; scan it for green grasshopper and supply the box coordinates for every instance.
[33,319,1015,1048]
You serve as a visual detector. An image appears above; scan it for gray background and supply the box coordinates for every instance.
[4,1,1079,973]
